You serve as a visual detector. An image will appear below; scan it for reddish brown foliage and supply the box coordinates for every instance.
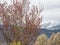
[0,0,43,45]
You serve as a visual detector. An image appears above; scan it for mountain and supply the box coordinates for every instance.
[41,21,60,30]
[40,21,60,38]
[40,28,60,38]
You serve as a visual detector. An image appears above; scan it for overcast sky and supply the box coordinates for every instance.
[0,0,60,23]
[41,0,60,25]
[40,0,60,22]
[31,0,60,23]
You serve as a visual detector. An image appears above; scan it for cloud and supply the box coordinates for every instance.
[39,0,60,23]
[42,0,60,9]
[41,8,60,22]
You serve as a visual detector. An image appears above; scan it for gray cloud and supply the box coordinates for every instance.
[42,0,60,9]
[39,0,60,23]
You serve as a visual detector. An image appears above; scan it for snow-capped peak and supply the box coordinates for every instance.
[41,21,60,30]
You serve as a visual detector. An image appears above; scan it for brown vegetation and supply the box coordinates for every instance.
[0,0,43,45]
[33,32,60,45]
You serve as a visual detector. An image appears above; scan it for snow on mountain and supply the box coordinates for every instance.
[41,21,60,30]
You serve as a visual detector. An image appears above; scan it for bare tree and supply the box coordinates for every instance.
[0,0,43,45]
